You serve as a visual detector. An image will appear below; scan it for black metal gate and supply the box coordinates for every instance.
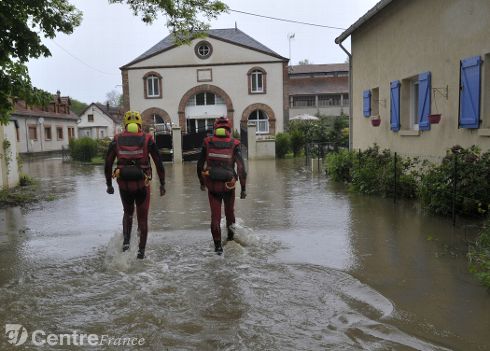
[154,132,173,162]
[240,121,248,158]
[182,128,210,161]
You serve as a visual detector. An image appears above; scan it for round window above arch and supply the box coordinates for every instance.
[194,41,213,59]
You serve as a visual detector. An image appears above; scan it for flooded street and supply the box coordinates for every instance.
[0,157,489,350]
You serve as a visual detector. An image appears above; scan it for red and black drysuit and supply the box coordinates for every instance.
[197,135,247,241]
[104,131,165,252]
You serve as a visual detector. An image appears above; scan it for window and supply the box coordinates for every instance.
[371,88,380,117]
[188,92,224,106]
[147,75,160,97]
[14,121,20,141]
[195,41,212,59]
[143,72,162,99]
[459,56,481,128]
[248,67,266,94]
[68,127,75,140]
[28,125,38,140]
[44,126,52,140]
[248,110,269,134]
[57,126,64,140]
[319,94,341,107]
[292,96,315,107]
[100,130,104,138]
[88,114,94,122]
[483,53,490,128]
[400,72,431,131]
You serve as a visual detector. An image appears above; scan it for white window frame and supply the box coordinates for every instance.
[410,79,419,130]
[147,75,160,97]
[251,70,264,93]
[248,110,269,134]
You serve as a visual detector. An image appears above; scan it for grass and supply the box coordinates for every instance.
[468,224,490,289]
[0,175,58,208]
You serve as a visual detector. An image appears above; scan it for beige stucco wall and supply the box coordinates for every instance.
[0,123,20,188]
[125,37,285,134]
[351,0,490,158]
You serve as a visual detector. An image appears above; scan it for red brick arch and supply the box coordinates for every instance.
[178,84,234,132]
[241,103,276,135]
[141,107,171,132]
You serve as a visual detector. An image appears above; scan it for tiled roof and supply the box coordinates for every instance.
[94,103,123,123]
[123,28,286,67]
[289,77,348,95]
[289,63,349,75]
[11,100,78,121]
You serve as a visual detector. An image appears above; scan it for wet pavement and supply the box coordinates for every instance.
[0,157,489,350]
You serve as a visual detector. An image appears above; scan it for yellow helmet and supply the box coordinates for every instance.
[123,111,142,128]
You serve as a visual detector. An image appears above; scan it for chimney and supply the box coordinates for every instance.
[106,101,110,110]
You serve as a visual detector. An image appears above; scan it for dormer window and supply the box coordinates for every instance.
[143,72,162,99]
[195,41,212,59]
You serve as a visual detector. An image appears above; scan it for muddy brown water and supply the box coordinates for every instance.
[0,157,488,350]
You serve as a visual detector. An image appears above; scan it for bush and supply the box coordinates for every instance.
[275,132,291,158]
[96,137,112,158]
[325,144,419,198]
[69,137,98,162]
[419,145,490,217]
[290,129,305,157]
[325,149,354,182]
[468,223,490,289]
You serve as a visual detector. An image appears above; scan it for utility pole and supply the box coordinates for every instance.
[288,33,295,63]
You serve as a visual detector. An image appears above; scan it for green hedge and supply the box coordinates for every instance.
[275,132,291,158]
[468,223,490,289]
[69,137,98,162]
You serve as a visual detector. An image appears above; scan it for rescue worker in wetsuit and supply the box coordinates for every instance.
[197,117,247,255]
[104,111,166,259]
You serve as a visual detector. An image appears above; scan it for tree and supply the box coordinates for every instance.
[108,0,228,44]
[105,90,123,108]
[298,59,312,65]
[0,1,82,124]
[70,98,88,116]
[1,0,228,124]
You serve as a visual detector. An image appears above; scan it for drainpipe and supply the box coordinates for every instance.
[338,42,353,151]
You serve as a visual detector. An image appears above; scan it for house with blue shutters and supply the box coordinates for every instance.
[336,0,490,157]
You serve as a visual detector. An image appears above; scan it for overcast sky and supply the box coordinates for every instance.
[26,0,379,104]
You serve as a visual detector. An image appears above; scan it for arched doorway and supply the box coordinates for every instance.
[241,103,276,135]
[178,84,234,133]
[141,107,172,133]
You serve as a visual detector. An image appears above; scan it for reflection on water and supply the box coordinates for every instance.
[0,157,488,350]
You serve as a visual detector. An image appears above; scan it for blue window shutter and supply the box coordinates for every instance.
[418,71,431,131]
[459,56,481,128]
[363,90,371,117]
[390,81,400,132]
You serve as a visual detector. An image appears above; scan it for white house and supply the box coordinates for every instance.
[78,103,123,139]
[12,92,78,154]
[120,28,289,137]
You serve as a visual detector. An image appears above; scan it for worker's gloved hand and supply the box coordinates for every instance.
[106,185,114,195]
[160,184,166,196]
[240,190,247,199]
[200,184,206,191]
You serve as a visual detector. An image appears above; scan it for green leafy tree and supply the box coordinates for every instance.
[1,0,227,124]
[0,1,83,124]
[109,0,228,44]
[70,98,88,116]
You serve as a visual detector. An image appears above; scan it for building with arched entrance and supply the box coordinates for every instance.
[120,28,288,141]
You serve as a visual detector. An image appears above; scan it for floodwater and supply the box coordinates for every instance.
[0,157,489,350]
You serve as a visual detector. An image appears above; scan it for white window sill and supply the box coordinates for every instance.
[399,130,420,136]
[477,128,490,137]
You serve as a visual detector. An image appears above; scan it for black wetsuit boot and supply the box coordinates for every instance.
[122,214,132,252]
[214,240,223,255]
[227,227,234,241]
[137,248,145,259]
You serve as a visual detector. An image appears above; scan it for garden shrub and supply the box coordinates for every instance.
[325,149,355,182]
[290,129,305,157]
[69,137,98,162]
[275,132,291,158]
[419,145,490,217]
